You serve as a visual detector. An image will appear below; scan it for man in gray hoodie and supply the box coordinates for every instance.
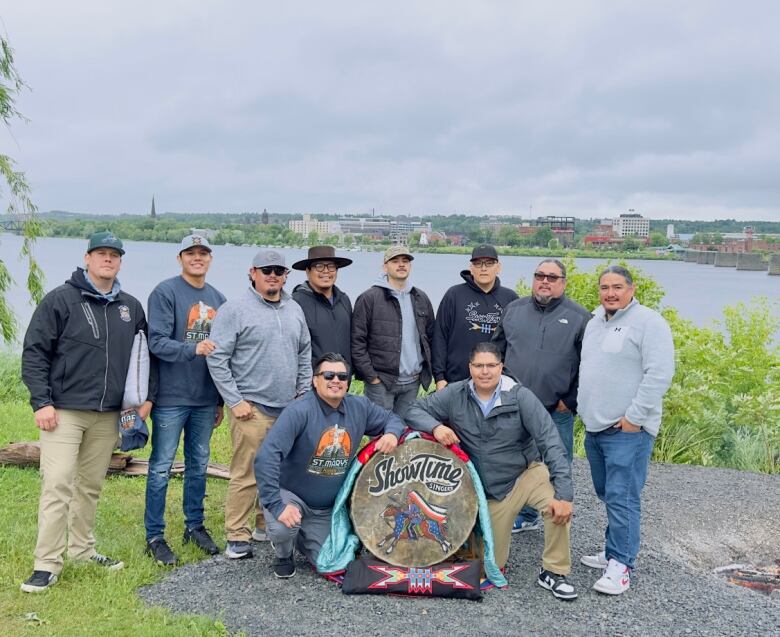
[578,265,674,596]
[207,249,312,560]
[351,245,434,415]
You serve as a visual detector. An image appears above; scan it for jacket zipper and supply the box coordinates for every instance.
[99,303,110,411]
[81,302,100,339]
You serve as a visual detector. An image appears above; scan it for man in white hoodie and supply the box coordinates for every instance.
[578,265,675,595]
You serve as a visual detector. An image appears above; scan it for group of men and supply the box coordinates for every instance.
[19,232,674,603]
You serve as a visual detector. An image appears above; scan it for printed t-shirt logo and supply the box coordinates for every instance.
[464,301,504,334]
[308,424,352,476]
[185,301,217,342]
[118,305,131,322]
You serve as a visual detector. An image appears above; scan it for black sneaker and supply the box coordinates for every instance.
[146,538,179,566]
[537,568,578,600]
[183,526,219,555]
[273,554,296,579]
[20,570,58,593]
[89,553,124,570]
[225,540,253,560]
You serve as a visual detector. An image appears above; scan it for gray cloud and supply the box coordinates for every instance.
[2,1,779,220]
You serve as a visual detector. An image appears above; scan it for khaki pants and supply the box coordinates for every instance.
[488,462,572,575]
[34,409,119,574]
[225,406,275,542]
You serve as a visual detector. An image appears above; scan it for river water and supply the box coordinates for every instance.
[2,234,779,348]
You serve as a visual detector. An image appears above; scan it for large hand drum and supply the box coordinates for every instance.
[350,438,478,567]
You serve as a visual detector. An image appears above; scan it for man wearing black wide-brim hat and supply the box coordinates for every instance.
[292,246,354,370]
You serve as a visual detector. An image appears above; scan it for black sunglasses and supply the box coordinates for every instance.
[533,272,564,282]
[257,266,288,276]
[316,371,350,381]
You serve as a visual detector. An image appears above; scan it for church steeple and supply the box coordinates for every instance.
[150,196,157,218]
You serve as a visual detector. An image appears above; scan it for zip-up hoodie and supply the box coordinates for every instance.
[351,277,435,389]
[22,267,150,412]
[404,375,573,502]
[432,271,518,383]
[206,286,312,408]
[377,276,422,383]
[292,281,352,368]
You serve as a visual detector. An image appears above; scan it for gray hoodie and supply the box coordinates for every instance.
[207,286,312,408]
[377,276,423,383]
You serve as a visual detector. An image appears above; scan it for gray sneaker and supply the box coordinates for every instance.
[225,540,253,559]
[89,553,124,570]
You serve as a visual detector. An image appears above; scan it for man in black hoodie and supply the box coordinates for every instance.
[432,245,518,390]
[291,246,353,369]
[20,232,152,592]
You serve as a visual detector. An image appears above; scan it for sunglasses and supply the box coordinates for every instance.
[256,266,288,276]
[533,272,564,282]
[316,371,350,381]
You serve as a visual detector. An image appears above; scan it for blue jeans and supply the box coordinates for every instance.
[363,380,420,417]
[144,406,216,541]
[584,426,655,569]
[518,409,574,524]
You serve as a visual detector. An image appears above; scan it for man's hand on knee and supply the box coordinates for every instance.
[546,499,573,525]
[278,503,302,529]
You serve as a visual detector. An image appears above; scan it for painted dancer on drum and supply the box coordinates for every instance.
[255,353,404,579]
[405,341,577,600]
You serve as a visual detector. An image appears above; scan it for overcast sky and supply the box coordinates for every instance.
[2,1,779,221]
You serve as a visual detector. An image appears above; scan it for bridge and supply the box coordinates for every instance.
[0,215,30,234]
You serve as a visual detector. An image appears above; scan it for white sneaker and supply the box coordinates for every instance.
[592,558,630,595]
[581,550,608,569]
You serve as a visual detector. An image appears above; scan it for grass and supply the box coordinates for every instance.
[0,394,238,636]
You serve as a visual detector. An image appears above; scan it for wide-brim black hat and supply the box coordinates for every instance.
[292,245,353,271]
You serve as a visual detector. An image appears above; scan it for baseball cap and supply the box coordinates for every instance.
[87,231,125,256]
[178,234,212,255]
[470,244,498,261]
[252,249,287,269]
[383,245,414,263]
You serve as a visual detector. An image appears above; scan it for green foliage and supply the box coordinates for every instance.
[0,37,45,345]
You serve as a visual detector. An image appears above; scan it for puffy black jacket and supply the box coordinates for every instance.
[292,281,352,369]
[404,376,573,502]
[22,268,150,412]
[351,284,435,389]
[492,295,592,412]
[431,271,518,383]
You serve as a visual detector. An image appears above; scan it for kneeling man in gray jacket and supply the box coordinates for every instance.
[404,341,577,600]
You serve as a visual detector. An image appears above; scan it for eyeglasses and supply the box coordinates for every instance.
[256,266,288,276]
[533,272,564,282]
[471,260,497,269]
[469,362,501,371]
[312,262,337,273]
[316,371,350,381]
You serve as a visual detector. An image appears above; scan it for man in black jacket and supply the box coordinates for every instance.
[492,258,592,532]
[292,246,353,369]
[432,244,518,389]
[351,245,434,416]
[20,232,152,593]
[405,342,577,600]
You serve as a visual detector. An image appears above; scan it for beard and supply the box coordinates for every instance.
[533,293,553,306]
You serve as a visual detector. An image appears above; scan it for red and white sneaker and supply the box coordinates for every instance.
[592,558,630,595]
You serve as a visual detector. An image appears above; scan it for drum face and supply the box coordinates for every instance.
[350,439,478,567]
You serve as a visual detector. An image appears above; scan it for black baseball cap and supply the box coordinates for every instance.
[470,244,498,261]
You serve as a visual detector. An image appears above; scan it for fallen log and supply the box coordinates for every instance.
[0,441,230,480]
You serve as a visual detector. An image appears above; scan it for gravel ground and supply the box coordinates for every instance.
[139,460,780,636]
